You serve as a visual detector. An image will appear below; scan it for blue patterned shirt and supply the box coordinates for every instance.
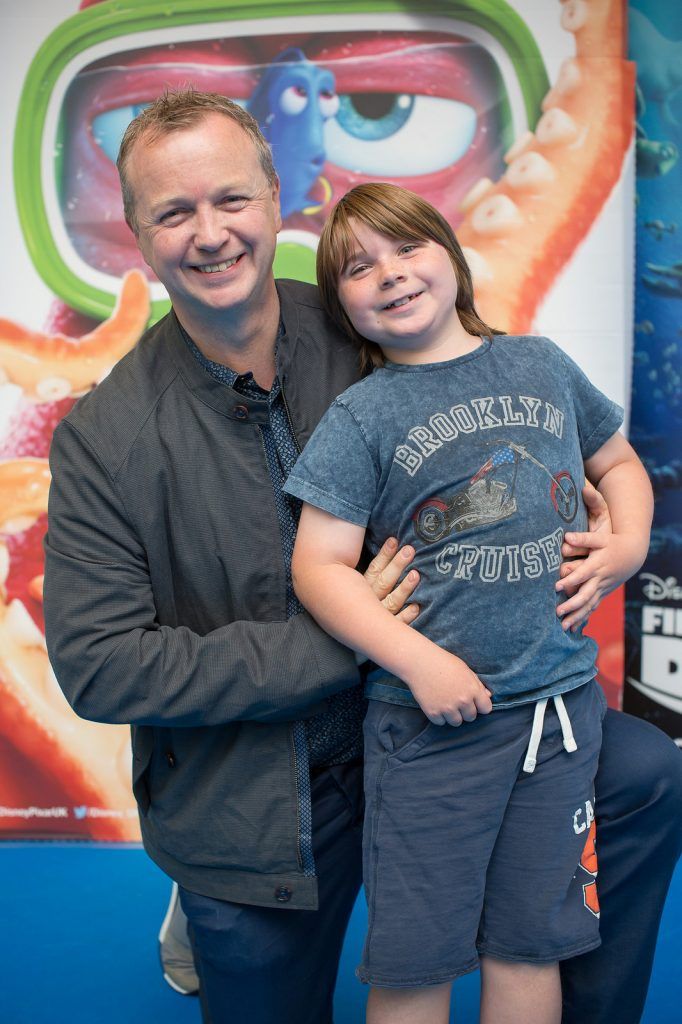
[182,326,364,768]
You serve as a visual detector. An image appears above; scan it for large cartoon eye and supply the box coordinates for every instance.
[279,85,309,116]
[324,93,476,176]
[319,90,340,119]
[91,104,152,162]
[91,99,248,163]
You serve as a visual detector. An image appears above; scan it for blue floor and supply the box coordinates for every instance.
[1,845,680,1023]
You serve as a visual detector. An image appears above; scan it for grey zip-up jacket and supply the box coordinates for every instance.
[44,280,363,909]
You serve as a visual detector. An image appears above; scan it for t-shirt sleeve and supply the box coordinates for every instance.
[554,344,624,458]
[284,400,378,527]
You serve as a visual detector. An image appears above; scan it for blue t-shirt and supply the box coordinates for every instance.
[284,336,623,708]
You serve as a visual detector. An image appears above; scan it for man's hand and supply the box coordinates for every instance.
[556,482,624,632]
[406,645,493,726]
[363,537,419,625]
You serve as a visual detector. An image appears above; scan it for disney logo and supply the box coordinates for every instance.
[640,574,682,601]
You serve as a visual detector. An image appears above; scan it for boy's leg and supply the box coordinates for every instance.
[478,684,604,990]
[480,958,560,1024]
[179,760,363,1024]
[359,701,519,991]
[560,709,682,1024]
[367,982,452,1024]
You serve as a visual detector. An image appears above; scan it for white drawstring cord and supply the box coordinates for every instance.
[523,699,548,774]
[523,693,578,774]
[554,692,578,753]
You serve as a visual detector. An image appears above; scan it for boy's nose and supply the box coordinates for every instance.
[380,264,406,288]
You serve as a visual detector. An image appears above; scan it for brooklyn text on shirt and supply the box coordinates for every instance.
[435,527,565,585]
[394,395,565,477]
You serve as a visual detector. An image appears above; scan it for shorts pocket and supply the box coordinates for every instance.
[367,702,436,765]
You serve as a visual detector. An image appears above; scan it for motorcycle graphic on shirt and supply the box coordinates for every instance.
[412,440,578,543]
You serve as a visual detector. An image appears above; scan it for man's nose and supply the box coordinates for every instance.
[194,209,228,250]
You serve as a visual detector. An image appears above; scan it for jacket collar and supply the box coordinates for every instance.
[163,280,300,424]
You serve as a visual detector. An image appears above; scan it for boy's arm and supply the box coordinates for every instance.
[292,503,492,726]
[556,432,653,631]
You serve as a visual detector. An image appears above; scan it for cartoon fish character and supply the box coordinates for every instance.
[630,9,682,127]
[634,320,655,335]
[635,83,678,178]
[642,261,682,298]
[249,47,338,218]
[636,133,679,178]
[644,219,677,241]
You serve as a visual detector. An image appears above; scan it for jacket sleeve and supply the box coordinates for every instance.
[43,420,359,727]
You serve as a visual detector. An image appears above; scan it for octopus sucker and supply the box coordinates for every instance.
[0,269,150,398]
[535,108,579,146]
[561,1,590,35]
[0,459,51,529]
[504,131,535,165]
[470,194,524,236]
[461,247,493,285]
[458,0,632,332]
[505,152,556,191]
[459,177,495,213]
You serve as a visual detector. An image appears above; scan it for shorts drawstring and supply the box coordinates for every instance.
[523,693,578,774]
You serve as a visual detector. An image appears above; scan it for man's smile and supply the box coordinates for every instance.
[193,255,243,274]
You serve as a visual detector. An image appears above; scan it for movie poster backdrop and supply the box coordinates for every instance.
[0,0,634,838]
[624,1,682,747]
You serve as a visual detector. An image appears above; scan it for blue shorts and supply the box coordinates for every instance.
[359,680,606,987]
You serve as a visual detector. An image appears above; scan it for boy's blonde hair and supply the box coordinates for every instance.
[316,182,502,371]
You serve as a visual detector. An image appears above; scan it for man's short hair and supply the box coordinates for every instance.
[117,88,277,232]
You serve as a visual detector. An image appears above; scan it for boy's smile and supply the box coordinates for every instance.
[338,220,480,364]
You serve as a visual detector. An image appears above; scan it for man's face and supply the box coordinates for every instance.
[126,113,282,324]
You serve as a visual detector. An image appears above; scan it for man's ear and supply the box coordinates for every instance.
[272,175,282,232]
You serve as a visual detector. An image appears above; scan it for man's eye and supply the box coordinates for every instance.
[160,209,184,223]
[223,197,248,211]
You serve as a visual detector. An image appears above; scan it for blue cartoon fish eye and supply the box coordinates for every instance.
[319,90,340,119]
[324,92,477,176]
[280,85,309,115]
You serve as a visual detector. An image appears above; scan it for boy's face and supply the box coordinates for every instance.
[337,220,468,364]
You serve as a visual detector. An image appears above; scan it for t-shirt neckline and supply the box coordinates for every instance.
[383,336,492,372]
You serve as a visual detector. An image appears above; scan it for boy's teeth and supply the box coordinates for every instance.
[197,258,238,273]
[387,295,413,309]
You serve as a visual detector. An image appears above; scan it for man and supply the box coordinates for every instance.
[44,90,682,1024]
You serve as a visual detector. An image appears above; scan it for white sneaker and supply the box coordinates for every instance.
[158,882,200,996]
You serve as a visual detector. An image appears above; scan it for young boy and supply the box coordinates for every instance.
[284,183,653,1024]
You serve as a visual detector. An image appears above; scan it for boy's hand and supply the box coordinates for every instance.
[406,647,493,726]
[364,536,419,625]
